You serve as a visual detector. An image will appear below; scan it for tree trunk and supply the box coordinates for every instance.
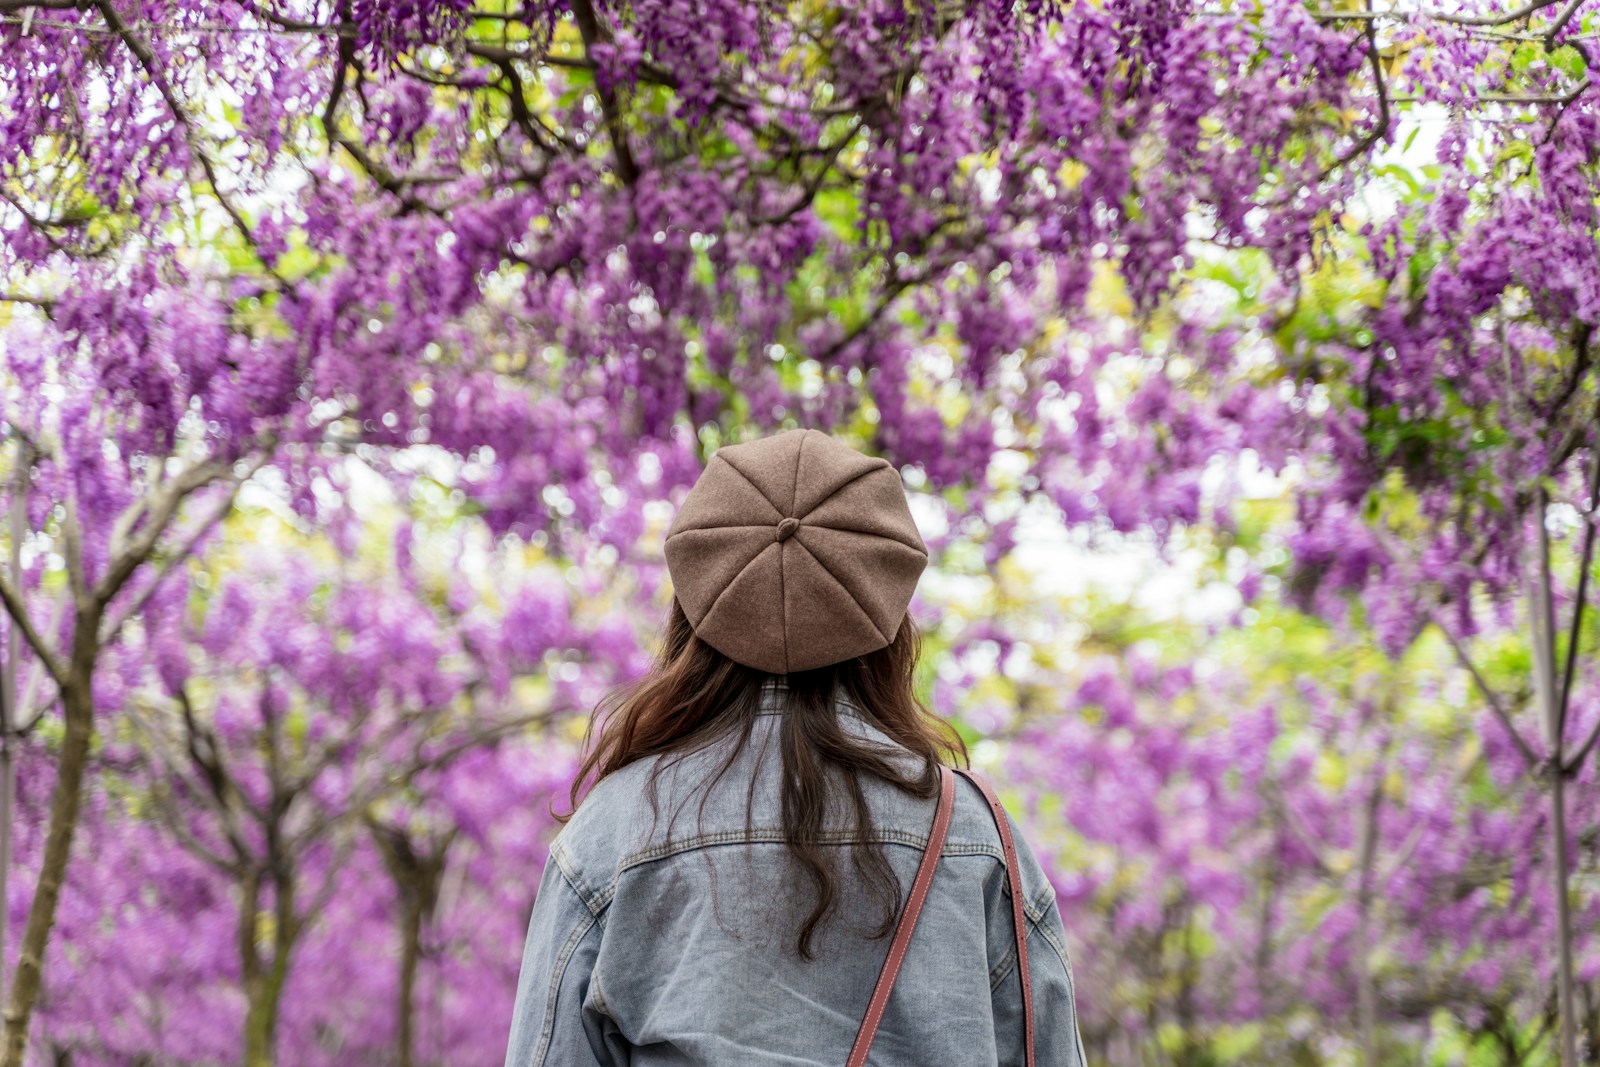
[1548,760,1579,1066]
[0,441,25,1008]
[1355,791,1382,1067]
[242,956,292,1067]
[397,892,423,1067]
[1530,491,1580,1067]
[239,868,298,1067]
[369,822,448,1067]
[0,667,11,1012]
[0,681,92,1067]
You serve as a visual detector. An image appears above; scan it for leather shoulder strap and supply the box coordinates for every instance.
[846,763,955,1067]
[955,767,1037,1067]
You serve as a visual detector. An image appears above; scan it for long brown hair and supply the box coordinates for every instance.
[560,596,968,959]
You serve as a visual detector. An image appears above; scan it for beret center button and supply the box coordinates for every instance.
[775,517,800,542]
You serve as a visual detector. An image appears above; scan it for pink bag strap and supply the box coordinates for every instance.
[956,766,1037,1067]
[846,764,1037,1067]
[846,763,955,1067]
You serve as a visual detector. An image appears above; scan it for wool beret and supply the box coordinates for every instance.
[664,429,929,674]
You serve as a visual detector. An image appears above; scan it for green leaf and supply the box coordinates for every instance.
[1548,44,1587,79]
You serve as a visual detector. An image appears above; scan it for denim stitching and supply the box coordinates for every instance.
[619,829,1006,870]
[594,845,1002,916]
[552,840,606,919]
[1033,895,1070,962]
[533,874,599,1066]
[988,886,1060,991]
[1030,899,1090,1064]
[989,949,1015,989]
[1026,885,1054,926]
[590,964,610,1017]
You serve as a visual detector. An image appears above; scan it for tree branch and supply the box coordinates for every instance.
[0,573,66,691]
[93,434,277,608]
[97,448,274,648]
[1368,523,1541,767]
[568,0,639,186]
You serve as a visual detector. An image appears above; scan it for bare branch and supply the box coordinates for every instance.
[1368,523,1542,767]
[1543,0,1586,41]
[1379,741,1482,884]
[1529,485,1561,756]
[58,477,88,611]
[93,434,277,608]
[97,448,273,648]
[120,698,248,871]
[1280,5,1391,200]
[285,707,559,855]
[568,0,639,186]
[0,294,54,311]
[12,596,68,726]
[1563,447,1600,774]
[0,573,66,691]
[1433,0,1561,25]
[1430,600,1542,768]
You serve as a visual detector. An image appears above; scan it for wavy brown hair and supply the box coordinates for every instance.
[558,596,967,959]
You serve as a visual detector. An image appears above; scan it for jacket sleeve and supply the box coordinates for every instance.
[988,827,1090,1067]
[503,842,623,1067]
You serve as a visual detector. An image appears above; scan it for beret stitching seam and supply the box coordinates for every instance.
[795,523,928,557]
[778,549,788,673]
[698,540,779,635]
[686,534,775,618]
[782,434,808,672]
[715,449,786,517]
[795,459,891,522]
[792,538,888,643]
[792,431,806,515]
[666,524,784,537]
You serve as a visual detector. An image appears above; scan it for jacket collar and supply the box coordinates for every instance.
[755,676,867,719]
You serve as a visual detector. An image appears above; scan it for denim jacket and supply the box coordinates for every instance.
[504,682,1089,1066]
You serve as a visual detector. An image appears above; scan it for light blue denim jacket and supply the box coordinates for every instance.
[504,683,1089,1066]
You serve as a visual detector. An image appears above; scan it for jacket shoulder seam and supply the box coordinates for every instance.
[617,828,1007,872]
[989,885,1061,990]
[551,838,609,919]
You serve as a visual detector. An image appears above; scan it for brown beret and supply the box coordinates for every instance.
[664,429,929,674]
